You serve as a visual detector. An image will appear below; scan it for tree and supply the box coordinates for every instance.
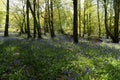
[44,0,49,35]
[82,0,93,37]
[36,0,42,38]
[33,0,37,38]
[102,0,119,43]
[78,0,81,37]
[73,0,78,43]
[103,0,109,38]
[86,0,92,37]
[4,0,9,37]
[50,0,55,38]
[113,0,119,43]
[22,0,27,33]
[82,0,86,38]
[109,0,113,32]
[57,3,64,34]
[26,0,31,38]
[28,0,42,38]
[97,0,101,38]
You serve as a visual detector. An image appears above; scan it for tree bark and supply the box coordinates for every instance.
[97,0,101,38]
[50,0,55,38]
[4,0,9,37]
[33,0,37,38]
[73,0,78,43]
[26,0,31,38]
[103,0,119,43]
[44,0,49,35]
[37,0,42,38]
[79,0,81,37]
[113,0,119,43]
[57,6,64,34]
[103,0,109,39]
[82,2,86,38]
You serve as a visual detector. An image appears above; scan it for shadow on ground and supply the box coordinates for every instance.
[0,38,120,80]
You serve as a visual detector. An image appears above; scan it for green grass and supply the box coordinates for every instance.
[0,39,120,80]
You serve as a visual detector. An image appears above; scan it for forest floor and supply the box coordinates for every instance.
[0,34,120,80]
[0,34,120,49]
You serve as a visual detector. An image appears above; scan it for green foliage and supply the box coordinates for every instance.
[0,11,5,27]
[53,8,73,34]
[0,39,120,80]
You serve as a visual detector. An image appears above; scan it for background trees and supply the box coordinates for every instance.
[1,1,120,79]
[0,0,120,43]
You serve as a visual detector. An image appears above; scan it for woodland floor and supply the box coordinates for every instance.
[0,33,120,80]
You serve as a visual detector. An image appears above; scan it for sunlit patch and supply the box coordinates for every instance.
[13,52,20,55]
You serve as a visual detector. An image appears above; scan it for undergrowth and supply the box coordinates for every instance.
[0,39,120,80]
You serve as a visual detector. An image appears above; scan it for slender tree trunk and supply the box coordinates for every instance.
[109,1,113,31]
[83,4,86,38]
[48,0,51,34]
[28,0,42,38]
[50,0,55,38]
[4,0,9,37]
[103,0,109,38]
[57,6,64,34]
[88,13,92,37]
[22,0,27,33]
[19,0,24,35]
[86,13,92,37]
[79,0,81,37]
[37,0,42,38]
[23,6,27,33]
[97,0,101,38]
[87,14,89,36]
[44,0,49,35]
[73,0,78,43]
[22,0,26,34]
[47,0,55,38]
[33,0,37,38]
[26,0,31,38]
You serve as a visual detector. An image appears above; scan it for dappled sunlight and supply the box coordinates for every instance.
[0,0,120,79]
[100,42,120,49]
[1,39,120,79]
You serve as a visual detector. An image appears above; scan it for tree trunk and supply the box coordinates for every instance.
[103,0,119,43]
[26,0,31,38]
[50,0,55,38]
[104,0,109,38]
[22,0,26,34]
[24,11,27,33]
[78,0,81,37]
[44,0,49,35]
[97,0,101,38]
[73,0,78,43]
[109,1,113,31]
[113,0,119,43]
[57,6,64,34]
[4,0,9,37]
[33,0,37,38]
[88,13,92,37]
[82,3,86,38]
[28,0,42,38]
[37,0,42,38]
